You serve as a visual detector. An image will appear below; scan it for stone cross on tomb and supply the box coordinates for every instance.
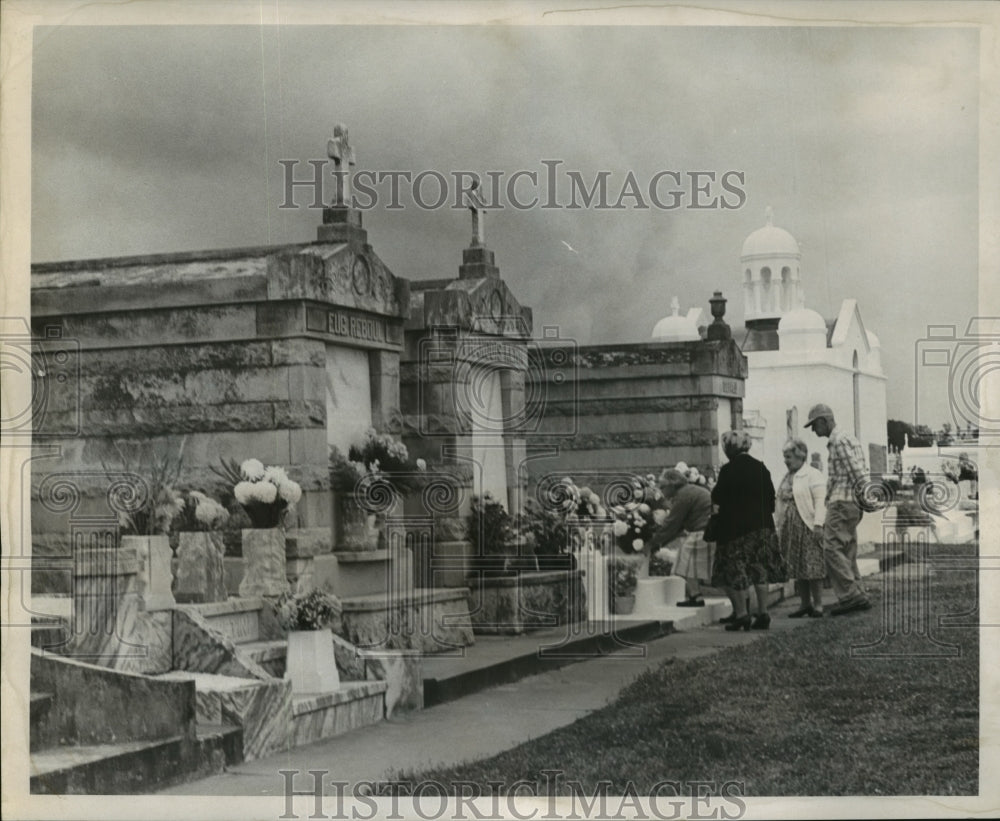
[327,123,356,206]
[464,179,487,247]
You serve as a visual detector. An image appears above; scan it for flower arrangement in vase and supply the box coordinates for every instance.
[610,556,640,614]
[609,473,663,554]
[275,588,343,694]
[330,429,426,550]
[100,440,186,609]
[520,476,610,570]
[173,490,230,603]
[466,492,516,575]
[212,458,302,529]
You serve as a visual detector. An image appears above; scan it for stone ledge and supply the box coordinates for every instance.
[333,548,392,564]
[180,598,264,618]
[341,587,471,613]
[466,569,583,589]
[291,680,387,715]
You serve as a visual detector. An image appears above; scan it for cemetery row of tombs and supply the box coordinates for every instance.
[25,196,752,792]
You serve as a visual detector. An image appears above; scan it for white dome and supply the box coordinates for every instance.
[741,208,800,259]
[779,307,826,333]
[652,314,700,342]
[652,297,701,342]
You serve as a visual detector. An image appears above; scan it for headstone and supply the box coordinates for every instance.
[239,529,290,598]
[174,531,227,603]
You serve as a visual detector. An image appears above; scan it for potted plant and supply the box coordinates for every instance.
[610,557,639,615]
[466,492,515,576]
[274,588,343,694]
[102,440,186,610]
[173,490,230,603]
[330,429,426,551]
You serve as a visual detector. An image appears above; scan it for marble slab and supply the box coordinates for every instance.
[290,681,386,748]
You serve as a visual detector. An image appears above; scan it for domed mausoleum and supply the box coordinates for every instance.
[737,208,888,491]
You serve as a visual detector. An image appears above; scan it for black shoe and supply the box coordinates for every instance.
[725,615,752,632]
[719,613,736,624]
[788,607,812,619]
[831,597,872,616]
[751,613,771,630]
[677,596,706,607]
[807,608,824,618]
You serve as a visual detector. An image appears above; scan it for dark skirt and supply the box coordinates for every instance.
[711,527,788,590]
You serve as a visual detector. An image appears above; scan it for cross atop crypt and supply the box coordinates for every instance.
[318,123,368,249]
[459,178,499,279]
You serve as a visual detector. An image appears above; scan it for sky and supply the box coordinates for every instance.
[29,19,983,428]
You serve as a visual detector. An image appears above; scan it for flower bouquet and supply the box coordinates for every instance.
[175,490,230,532]
[330,429,427,514]
[213,458,302,528]
[101,440,186,536]
[467,492,518,575]
[275,588,342,632]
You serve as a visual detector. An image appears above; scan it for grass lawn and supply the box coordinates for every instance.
[403,562,978,796]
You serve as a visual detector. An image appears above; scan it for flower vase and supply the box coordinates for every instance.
[338,499,381,551]
[174,531,227,603]
[285,628,340,694]
[121,534,174,611]
[238,528,289,597]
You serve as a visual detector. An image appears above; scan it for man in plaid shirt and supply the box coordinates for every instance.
[804,403,872,615]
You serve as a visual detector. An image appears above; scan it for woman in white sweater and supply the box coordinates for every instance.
[776,438,828,617]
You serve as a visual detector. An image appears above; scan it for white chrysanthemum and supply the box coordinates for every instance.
[625,501,638,511]
[278,480,302,505]
[415,458,427,471]
[264,465,288,484]
[251,481,278,504]
[234,481,256,505]
[596,506,607,519]
[638,503,651,515]
[612,521,628,537]
[653,509,667,525]
[241,459,266,480]
[189,490,208,503]
[674,462,689,473]
[632,538,644,551]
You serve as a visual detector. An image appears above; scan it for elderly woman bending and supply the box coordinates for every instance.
[650,468,714,606]
[776,438,827,617]
[710,430,788,631]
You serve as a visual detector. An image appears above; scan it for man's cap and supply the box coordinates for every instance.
[804,403,835,428]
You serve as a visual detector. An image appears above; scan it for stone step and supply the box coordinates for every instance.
[30,723,241,794]
[179,598,265,645]
[239,638,288,677]
[422,619,668,707]
[291,680,388,747]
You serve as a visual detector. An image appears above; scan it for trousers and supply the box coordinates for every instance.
[822,501,866,602]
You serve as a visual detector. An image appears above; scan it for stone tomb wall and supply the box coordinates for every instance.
[29,242,409,594]
[525,339,748,485]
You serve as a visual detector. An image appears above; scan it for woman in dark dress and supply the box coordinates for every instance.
[710,430,788,631]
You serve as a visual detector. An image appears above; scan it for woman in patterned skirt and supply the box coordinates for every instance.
[776,438,827,618]
[710,430,788,631]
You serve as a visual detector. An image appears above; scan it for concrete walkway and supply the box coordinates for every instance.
[159,598,817,796]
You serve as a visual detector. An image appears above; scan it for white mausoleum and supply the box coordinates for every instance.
[738,208,889,485]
